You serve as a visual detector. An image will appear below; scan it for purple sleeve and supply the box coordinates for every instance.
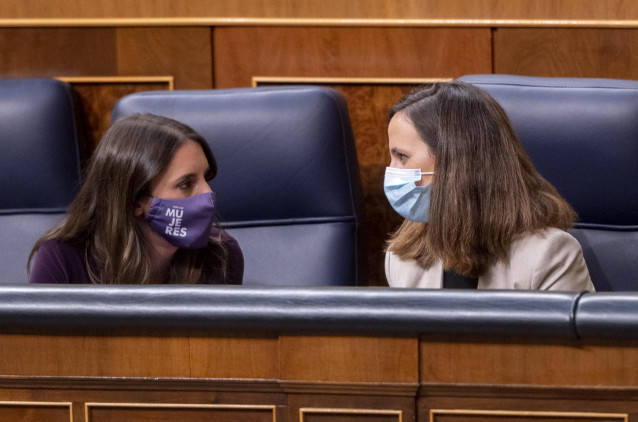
[29,239,71,284]
[221,230,244,285]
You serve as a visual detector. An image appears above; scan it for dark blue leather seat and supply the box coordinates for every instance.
[0,78,80,283]
[112,86,363,286]
[458,75,638,291]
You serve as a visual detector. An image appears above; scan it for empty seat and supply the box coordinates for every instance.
[0,78,81,283]
[112,86,363,286]
[458,74,638,291]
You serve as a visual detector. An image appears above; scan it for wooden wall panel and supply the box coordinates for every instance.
[0,335,191,378]
[494,28,638,78]
[0,403,71,422]
[66,81,171,163]
[116,27,213,89]
[189,336,280,379]
[280,336,418,383]
[0,27,212,88]
[301,411,400,422]
[3,0,638,21]
[214,27,491,88]
[420,340,638,387]
[0,28,117,77]
[430,411,625,422]
[86,403,275,422]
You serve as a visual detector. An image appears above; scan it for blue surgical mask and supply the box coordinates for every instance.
[383,167,434,223]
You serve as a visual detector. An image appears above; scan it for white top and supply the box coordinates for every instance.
[385,228,595,291]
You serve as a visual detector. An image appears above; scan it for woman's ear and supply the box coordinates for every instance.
[134,202,144,217]
[135,195,151,217]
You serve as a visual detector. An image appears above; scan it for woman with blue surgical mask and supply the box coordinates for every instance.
[384,82,594,291]
[29,113,243,285]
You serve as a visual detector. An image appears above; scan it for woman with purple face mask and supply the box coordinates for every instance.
[29,113,243,285]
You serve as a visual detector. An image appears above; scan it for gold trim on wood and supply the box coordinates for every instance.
[55,76,175,90]
[85,402,277,422]
[4,18,638,28]
[300,407,402,422]
[430,409,629,422]
[252,77,452,87]
[0,401,73,422]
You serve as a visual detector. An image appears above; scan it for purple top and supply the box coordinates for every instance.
[29,227,243,285]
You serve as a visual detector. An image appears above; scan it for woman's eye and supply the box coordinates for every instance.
[178,181,192,191]
[399,154,408,162]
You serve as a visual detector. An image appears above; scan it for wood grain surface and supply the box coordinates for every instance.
[0,28,117,77]
[189,336,280,379]
[3,0,638,21]
[280,336,418,384]
[495,28,638,78]
[1,333,638,421]
[420,340,638,387]
[214,27,491,88]
[0,403,71,422]
[67,81,170,163]
[0,334,191,378]
[115,27,212,89]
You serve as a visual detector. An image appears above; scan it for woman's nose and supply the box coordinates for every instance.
[198,180,213,195]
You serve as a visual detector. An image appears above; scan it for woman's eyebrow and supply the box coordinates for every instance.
[391,147,408,155]
[172,173,196,184]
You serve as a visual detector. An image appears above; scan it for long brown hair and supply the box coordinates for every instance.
[387,82,576,277]
[29,113,228,284]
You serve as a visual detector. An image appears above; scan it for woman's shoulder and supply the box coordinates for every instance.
[30,238,90,284]
[209,227,244,285]
[507,227,594,291]
[212,226,241,253]
[385,250,442,288]
[35,238,85,263]
[512,227,581,252]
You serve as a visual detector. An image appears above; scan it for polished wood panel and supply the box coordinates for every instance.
[0,402,71,422]
[420,340,638,387]
[0,28,116,77]
[63,80,171,163]
[189,336,280,379]
[430,409,626,422]
[300,407,401,422]
[214,27,492,88]
[115,27,212,89]
[494,28,638,78]
[280,336,418,383]
[4,0,638,21]
[0,335,191,378]
[86,403,275,422]
[1,334,638,421]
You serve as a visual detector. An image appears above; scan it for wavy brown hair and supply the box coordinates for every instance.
[387,82,576,277]
[29,113,228,284]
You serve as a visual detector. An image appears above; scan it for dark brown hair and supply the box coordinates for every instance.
[387,82,576,277]
[29,113,228,284]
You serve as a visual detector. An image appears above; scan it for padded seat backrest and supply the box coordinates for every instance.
[112,86,363,286]
[0,78,80,283]
[458,75,638,291]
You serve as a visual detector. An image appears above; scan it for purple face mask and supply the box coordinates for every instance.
[145,192,216,249]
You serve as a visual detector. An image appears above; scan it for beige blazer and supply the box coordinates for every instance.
[385,228,595,291]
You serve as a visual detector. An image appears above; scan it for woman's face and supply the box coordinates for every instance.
[388,111,436,186]
[136,139,212,216]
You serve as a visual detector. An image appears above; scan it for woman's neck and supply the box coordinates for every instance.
[138,218,178,283]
